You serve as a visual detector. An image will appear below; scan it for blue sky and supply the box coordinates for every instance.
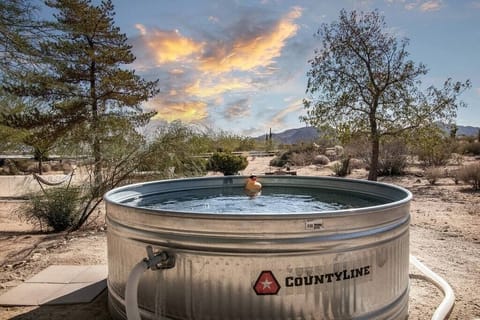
[110,0,479,136]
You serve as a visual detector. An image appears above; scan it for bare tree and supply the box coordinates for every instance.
[303,10,470,180]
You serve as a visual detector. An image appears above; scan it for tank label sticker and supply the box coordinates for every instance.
[253,270,281,295]
[305,219,324,231]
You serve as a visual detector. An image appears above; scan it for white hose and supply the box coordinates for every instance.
[410,255,455,320]
[125,260,149,320]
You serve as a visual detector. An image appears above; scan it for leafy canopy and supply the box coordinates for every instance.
[303,9,470,180]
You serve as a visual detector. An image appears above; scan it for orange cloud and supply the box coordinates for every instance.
[135,24,203,64]
[185,78,251,98]
[148,99,208,122]
[198,7,302,73]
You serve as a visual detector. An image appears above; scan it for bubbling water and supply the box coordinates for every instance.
[128,186,387,214]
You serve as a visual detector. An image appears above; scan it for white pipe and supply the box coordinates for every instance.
[125,260,149,320]
[410,255,455,320]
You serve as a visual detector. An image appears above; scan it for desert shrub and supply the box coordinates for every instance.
[206,152,248,175]
[461,142,480,156]
[348,135,407,176]
[289,152,312,166]
[49,161,73,172]
[446,169,460,185]
[26,163,37,173]
[377,139,408,176]
[269,151,296,167]
[269,154,288,167]
[270,144,319,167]
[272,151,317,167]
[4,159,19,175]
[325,148,337,160]
[0,166,9,175]
[349,158,365,170]
[456,163,480,190]
[61,162,74,173]
[332,156,351,177]
[424,167,445,185]
[417,145,453,167]
[449,153,464,166]
[334,145,344,157]
[25,162,52,173]
[19,186,82,232]
[408,126,454,167]
[13,159,32,172]
[313,155,330,165]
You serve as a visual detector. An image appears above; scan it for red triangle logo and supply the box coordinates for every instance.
[253,270,281,295]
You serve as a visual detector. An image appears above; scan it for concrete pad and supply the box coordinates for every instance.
[43,280,107,305]
[28,265,87,283]
[0,265,107,306]
[0,283,65,306]
[71,265,108,283]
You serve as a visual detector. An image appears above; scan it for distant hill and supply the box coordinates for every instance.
[255,127,319,144]
[440,124,479,137]
[258,124,479,144]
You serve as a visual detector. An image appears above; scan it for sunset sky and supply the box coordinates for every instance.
[110,0,479,136]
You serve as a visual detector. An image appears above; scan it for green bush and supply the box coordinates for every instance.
[408,126,454,167]
[206,152,248,175]
[457,163,480,190]
[19,186,81,232]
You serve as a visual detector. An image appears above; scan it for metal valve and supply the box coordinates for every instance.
[145,245,175,270]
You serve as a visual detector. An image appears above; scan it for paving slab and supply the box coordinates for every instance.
[0,265,107,306]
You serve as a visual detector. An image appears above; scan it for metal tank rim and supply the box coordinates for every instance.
[104,175,412,219]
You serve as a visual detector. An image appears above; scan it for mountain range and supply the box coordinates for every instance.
[256,125,479,145]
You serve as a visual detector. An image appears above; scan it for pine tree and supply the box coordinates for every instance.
[5,0,158,185]
[3,0,159,229]
[0,0,44,78]
[0,0,48,154]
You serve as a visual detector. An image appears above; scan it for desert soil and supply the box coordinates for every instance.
[0,156,479,320]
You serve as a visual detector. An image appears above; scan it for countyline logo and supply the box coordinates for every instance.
[254,265,371,295]
[285,265,371,287]
[253,270,281,295]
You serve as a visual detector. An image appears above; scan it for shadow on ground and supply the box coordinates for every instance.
[8,290,111,320]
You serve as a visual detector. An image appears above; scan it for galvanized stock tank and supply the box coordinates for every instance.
[105,176,412,320]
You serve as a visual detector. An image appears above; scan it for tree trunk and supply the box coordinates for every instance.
[93,130,102,188]
[38,158,43,175]
[368,136,379,181]
[90,60,102,189]
[368,102,379,181]
[35,148,43,175]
